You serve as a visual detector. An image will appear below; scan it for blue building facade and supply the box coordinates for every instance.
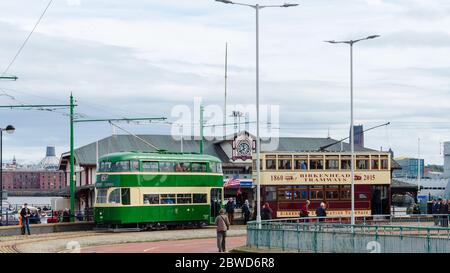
[393,158,424,178]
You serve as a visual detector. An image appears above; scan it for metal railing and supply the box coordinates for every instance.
[247,216,450,253]
[1,210,94,226]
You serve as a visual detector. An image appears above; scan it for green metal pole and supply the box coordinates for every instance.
[69,94,75,222]
[200,105,204,154]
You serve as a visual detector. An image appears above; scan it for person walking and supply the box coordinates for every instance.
[300,200,310,223]
[439,199,449,227]
[215,208,230,253]
[431,199,440,226]
[225,198,236,225]
[261,202,273,220]
[316,202,327,222]
[241,200,251,224]
[20,203,31,235]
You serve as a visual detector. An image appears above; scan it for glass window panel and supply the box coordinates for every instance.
[130,160,139,172]
[111,161,130,172]
[341,158,352,170]
[107,188,121,204]
[96,189,107,203]
[340,185,351,200]
[121,188,131,205]
[309,186,324,200]
[143,194,159,205]
[160,194,176,204]
[380,157,388,169]
[371,158,380,170]
[191,162,207,172]
[177,194,192,204]
[159,161,175,172]
[193,194,207,204]
[175,162,190,172]
[326,158,339,170]
[142,161,159,172]
[310,157,324,170]
[265,186,277,201]
[266,156,276,170]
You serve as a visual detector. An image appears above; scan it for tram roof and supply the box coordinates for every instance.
[98,151,222,162]
[60,132,386,167]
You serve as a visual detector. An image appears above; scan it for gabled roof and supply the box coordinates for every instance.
[60,132,378,166]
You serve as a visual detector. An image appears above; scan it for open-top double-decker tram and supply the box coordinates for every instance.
[94,151,224,229]
[254,151,392,218]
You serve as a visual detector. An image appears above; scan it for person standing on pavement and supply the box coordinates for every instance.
[439,199,449,227]
[20,203,31,235]
[261,202,273,220]
[316,202,327,222]
[225,198,236,225]
[241,199,251,224]
[215,208,230,253]
[300,200,310,223]
[431,199,440,226]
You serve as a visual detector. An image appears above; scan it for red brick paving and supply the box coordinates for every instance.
[81,236,247,253]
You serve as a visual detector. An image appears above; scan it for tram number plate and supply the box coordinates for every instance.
[271,175,284,181]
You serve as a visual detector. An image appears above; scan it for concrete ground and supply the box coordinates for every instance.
[0,225,247,253]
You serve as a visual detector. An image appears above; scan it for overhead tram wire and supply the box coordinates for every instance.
[107,121,160,151]
[1,0,54,77]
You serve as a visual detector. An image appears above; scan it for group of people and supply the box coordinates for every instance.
[431,198,450,227]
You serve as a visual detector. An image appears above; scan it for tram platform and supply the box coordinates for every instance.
[0,222,94,236]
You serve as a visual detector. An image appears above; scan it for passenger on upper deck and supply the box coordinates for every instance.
[176,163,188,172]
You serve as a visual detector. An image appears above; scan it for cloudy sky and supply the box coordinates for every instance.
[1,0,450,164]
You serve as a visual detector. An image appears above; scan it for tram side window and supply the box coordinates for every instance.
[160,194,176,204]
[176,162,190,172]
[326,157,339,170]
[266,156,276,170]
[191,162,207,172]
[341,158,352,170]
[310,186,324,200]
[96,189,107,203]
[310,157,324,170]
[356,156,369,170]
[294,157,308,171]
[177,194,192,204]
[278,186,293,201]
[108,189,121,204]
[111,161,130,172]
[380,157,388,170]
[265,186,277,201]
[193,194,207,204]
[340,185,351,200]
[130,161,139,172]
[142,161,159,172]
[252,160,262,171]
[121,188,131,205]
[371,157,380,170]
[160,161,175,172]
[325,185,339,200]
[143,194,159,204]
[293,186,308,200]
[278,156,292,170]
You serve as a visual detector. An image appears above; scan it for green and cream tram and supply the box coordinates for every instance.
[94,151,224,229]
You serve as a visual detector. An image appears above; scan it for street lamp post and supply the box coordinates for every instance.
[0,125,15,226]
[215,0,298,226]
[325,35,380,225]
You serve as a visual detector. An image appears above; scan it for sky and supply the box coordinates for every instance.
[1,0,450,165]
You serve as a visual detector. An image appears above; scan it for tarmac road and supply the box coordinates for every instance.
[81,236,247,253]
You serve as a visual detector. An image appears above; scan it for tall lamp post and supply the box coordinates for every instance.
[325,35,380,225]
[0,125,15,225]
[215,0,298,226]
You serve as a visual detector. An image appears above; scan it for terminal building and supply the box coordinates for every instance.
[58,131,398,217]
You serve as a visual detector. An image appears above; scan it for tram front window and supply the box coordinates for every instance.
[96,189,107,204]
[108,189,121,204]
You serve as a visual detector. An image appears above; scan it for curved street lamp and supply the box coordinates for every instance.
[325,35,380,225]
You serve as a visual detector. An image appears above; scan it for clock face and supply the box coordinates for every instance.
[238,142,251,155]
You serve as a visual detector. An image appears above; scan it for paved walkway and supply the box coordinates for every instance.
[0,225,247,253]
[81,236,247,253]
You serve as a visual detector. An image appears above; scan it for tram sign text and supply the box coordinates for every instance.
[259,171,390,185]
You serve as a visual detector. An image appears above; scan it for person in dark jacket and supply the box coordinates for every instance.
[241,200,251,224]
[316,202,327,222]
[261,202,273,220]
[431,199,440,226]
[439,199,449,227]
[20,203,31,235]
[225,198,236,225]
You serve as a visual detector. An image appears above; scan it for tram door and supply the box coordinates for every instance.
[372,186,389,215]
[210,188,223,220]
